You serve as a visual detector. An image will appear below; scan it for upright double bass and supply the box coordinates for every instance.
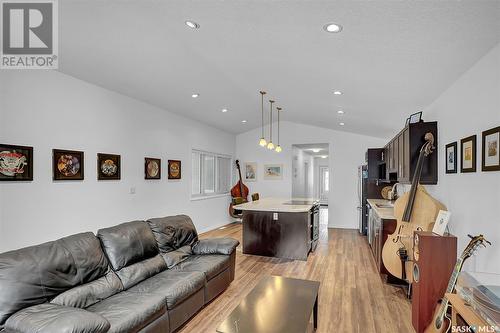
[382,133,447,282]
[228,160,249,218]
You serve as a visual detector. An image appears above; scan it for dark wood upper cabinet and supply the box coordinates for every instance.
[382,121,438,185]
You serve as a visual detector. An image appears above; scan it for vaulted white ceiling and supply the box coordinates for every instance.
[59,1,500,137]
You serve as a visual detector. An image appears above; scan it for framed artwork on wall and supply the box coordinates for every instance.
[244,162,257,182]
[145,157,161,180]
[460,135,476,173]
[168,160,181,179]
[53,149,84,181]
[445,142,457,174]
[482,126,500,171]
[264,164,283,180]
[97,153,121,180]
[0,144,33,181]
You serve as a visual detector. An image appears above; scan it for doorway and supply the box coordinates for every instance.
[291,143,329,206]
[319,166,329,205]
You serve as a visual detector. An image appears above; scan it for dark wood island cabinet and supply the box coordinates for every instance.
[235,198,320,261]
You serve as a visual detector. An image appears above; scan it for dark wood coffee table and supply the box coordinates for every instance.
[216,275,320,333]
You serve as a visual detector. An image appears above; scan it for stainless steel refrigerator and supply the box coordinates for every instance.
[357,165,386,236]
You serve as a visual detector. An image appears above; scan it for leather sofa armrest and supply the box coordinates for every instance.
[5,303,110,333]
[192,238,239,255]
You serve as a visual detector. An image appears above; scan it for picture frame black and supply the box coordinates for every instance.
[168,160,181,180]
[97,153,121,180]
[0,144,34,181]
[53,149,84,181]
[482,126,500,172]
[145,157,161,180]
[460,135,476,173]
[409,111,422,124]
[445,142,457,174]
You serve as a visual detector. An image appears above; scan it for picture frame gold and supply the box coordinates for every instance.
[53,149,84,181]
[168,160,181,180]
[145,157,161,180]
[0,144,34,181]
[97,153,121,180]
[460,135,476,173]
[482,126,500,172]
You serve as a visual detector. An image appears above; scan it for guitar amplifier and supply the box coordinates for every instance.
[411,231,457,333]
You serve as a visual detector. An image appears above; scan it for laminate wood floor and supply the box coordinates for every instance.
[179,209,413,333]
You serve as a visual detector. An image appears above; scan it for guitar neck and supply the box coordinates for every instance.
[445,257,464,295]
[438,258,464,314]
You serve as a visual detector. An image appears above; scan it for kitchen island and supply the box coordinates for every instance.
[234,198,319,261]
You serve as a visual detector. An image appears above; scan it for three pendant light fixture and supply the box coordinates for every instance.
[258,91,282,153]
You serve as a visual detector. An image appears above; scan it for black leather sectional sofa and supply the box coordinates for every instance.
[0,215,239,333]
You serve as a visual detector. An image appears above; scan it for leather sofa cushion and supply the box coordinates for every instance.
[97,221,159,271]
[116,255,167,290]
[86,291,166,333]
[0,232,110,326]
[5,303,110,333]
[147,215,198,253]
[171,254,230,280]
[127,270,205,309]
[192,238,240,255]
[51,270,123,308]
[161,245,192,269]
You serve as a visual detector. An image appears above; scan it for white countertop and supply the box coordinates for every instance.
[367,199,397,220]
[234,197,318,213]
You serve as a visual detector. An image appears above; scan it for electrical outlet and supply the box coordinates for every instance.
[273,213,278,220]
[130,187,136,194]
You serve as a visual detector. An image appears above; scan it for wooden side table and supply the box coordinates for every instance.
[446,293,497,332]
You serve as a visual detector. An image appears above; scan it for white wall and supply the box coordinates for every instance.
[236,121,386,229]
[0,71,235,252]
[422,43,500,274]
[291,147,314,198]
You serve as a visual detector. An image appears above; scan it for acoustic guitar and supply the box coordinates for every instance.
[424,234,491,333]
[382,133,447,281]
[229,160,249,218]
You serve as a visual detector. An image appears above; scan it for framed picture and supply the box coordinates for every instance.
[145,158,161,180]
[460,135,476,173]
[409,111,423,124]
[482,126,500,171]
[0,144,33,181]
[53,149,84,181]
[264,164,283,180]
[97,153,121,180]
[445,142,457,174]
[244,162,257,182]
[168,160,181,179]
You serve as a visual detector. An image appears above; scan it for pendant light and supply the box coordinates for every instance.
[259,91,267,147]
[275,107,282,152]
[267,100,275,150]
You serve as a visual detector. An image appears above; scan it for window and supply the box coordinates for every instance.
[192,150,232,198]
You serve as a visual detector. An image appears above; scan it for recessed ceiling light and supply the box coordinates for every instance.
[323,23,342,33]
[185,21,200,29]
[339,122,345,126]
[337,110,344,114]
[321,155,328,159]
[191,93,199,98]
[222,108,228,113]
[241,120,247,123]
[312,149,321,153]
[333,90,342,95]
